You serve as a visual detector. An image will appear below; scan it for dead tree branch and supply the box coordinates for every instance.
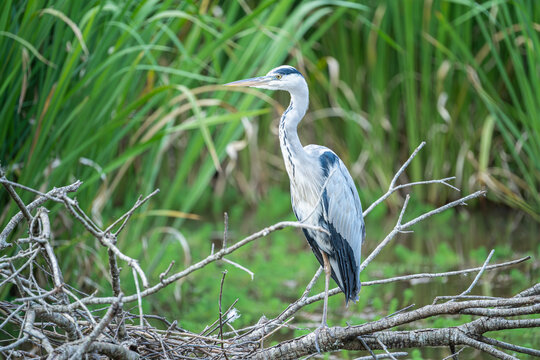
[0,141,537,359]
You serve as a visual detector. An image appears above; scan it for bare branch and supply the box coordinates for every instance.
[390,142,426,189]
[77,221,329,306]
[218,270,227,356]
[240,256,530,342]
[132,268,144,328]
[222,258,254,280]
[447,249,494,303]
[400,190,487,229]
[476,335,540,357]
[1,176,33,223]
[0,180,82,248]
[0,149,536,360]
[359,195,410,273]
[70,294,123,359]
[104,189,160,235]
[254,301,540,359]
[355,353,408,360]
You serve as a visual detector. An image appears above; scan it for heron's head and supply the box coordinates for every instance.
[224,65,306,92]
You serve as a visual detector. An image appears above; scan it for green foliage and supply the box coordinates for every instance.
[299,0,540,216]
[411,349,423,360]
[433,242,459,271]
[394,243,424,267]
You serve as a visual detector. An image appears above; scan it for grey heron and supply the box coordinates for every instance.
[225,65,365,328]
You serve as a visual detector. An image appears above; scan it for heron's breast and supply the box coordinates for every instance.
[290,174,324,222]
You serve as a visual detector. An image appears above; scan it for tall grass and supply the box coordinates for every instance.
[0,0,369,297]
[1,0,539,337]
[295,0,540,218]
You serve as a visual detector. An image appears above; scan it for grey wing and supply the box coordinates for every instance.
[306,145,366,301]
[323,158,365,272]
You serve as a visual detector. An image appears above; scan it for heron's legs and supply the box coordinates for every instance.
[320,251,331,327]
[314,251,331,353]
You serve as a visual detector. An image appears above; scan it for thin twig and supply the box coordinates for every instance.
[447,249,494,303]
[222,258,254,280]
[401,191,486,229]
[442,347,465,360]
[223,212,229,249]
[376,337,397,360]
[218,270,228,358]
[133,268,144,328]
[0,180,82,248]
[363,142,425,216]
[246,256,531,339]
[359,195,410,273]
[477,335,540,357]
[354,353,408,360]
[70,294,123,359]
[77,221,329,306]
[1,177,33,223]
[104,189,160,235]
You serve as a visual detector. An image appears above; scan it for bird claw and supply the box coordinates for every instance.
[314,323,330,353]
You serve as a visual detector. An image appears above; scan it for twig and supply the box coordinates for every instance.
[301,267,323,299]
[354,353,408,360]
[363,142,425,216]
[443,346,465,360]
[100,233,149,288]
[0,250,40,288]
[361,191,485,274]
[382,304,415,319]
[160,261,175,282]
[401,191,486,229]
[366,256,529,287]
[133,268,144,328]
[106,232,126,338]
[61,194,102,237]
[390,142,426,189]
[0,177,63,202]
[458,333,517,360]
[376,337,397,360]
[1,176,33,223]
[357,336,377,359]
[447,249,494,303]
[223,212,229,249]
[63,288,97,325]
[0,180,82,248]
[77,221,329,306]
[241,256,529,342]
[218,270,228,358]
[222,258,254,280]
[359,195,410,273]
[476,335,540,357]
[460,303,540,317]
[34,208,66,303]
[104,189,160,235]
[70,294,123,359]
[0,303,25,330]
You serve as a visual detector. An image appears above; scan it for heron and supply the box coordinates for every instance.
[225,65,365,329]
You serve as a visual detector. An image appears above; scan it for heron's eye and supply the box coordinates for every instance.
[275,74,282,80]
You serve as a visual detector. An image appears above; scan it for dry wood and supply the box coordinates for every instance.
[0,142,537,359]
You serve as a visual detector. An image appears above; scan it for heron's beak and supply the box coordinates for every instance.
[224,76,273,87]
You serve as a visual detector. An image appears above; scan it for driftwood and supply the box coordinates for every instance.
[0,142,538,359]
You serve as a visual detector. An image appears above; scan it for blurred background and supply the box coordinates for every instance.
[1,0,539,357]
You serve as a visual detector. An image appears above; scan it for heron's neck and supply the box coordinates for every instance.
[279,88,310,179]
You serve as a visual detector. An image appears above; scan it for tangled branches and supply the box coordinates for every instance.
[0,142,538,359]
